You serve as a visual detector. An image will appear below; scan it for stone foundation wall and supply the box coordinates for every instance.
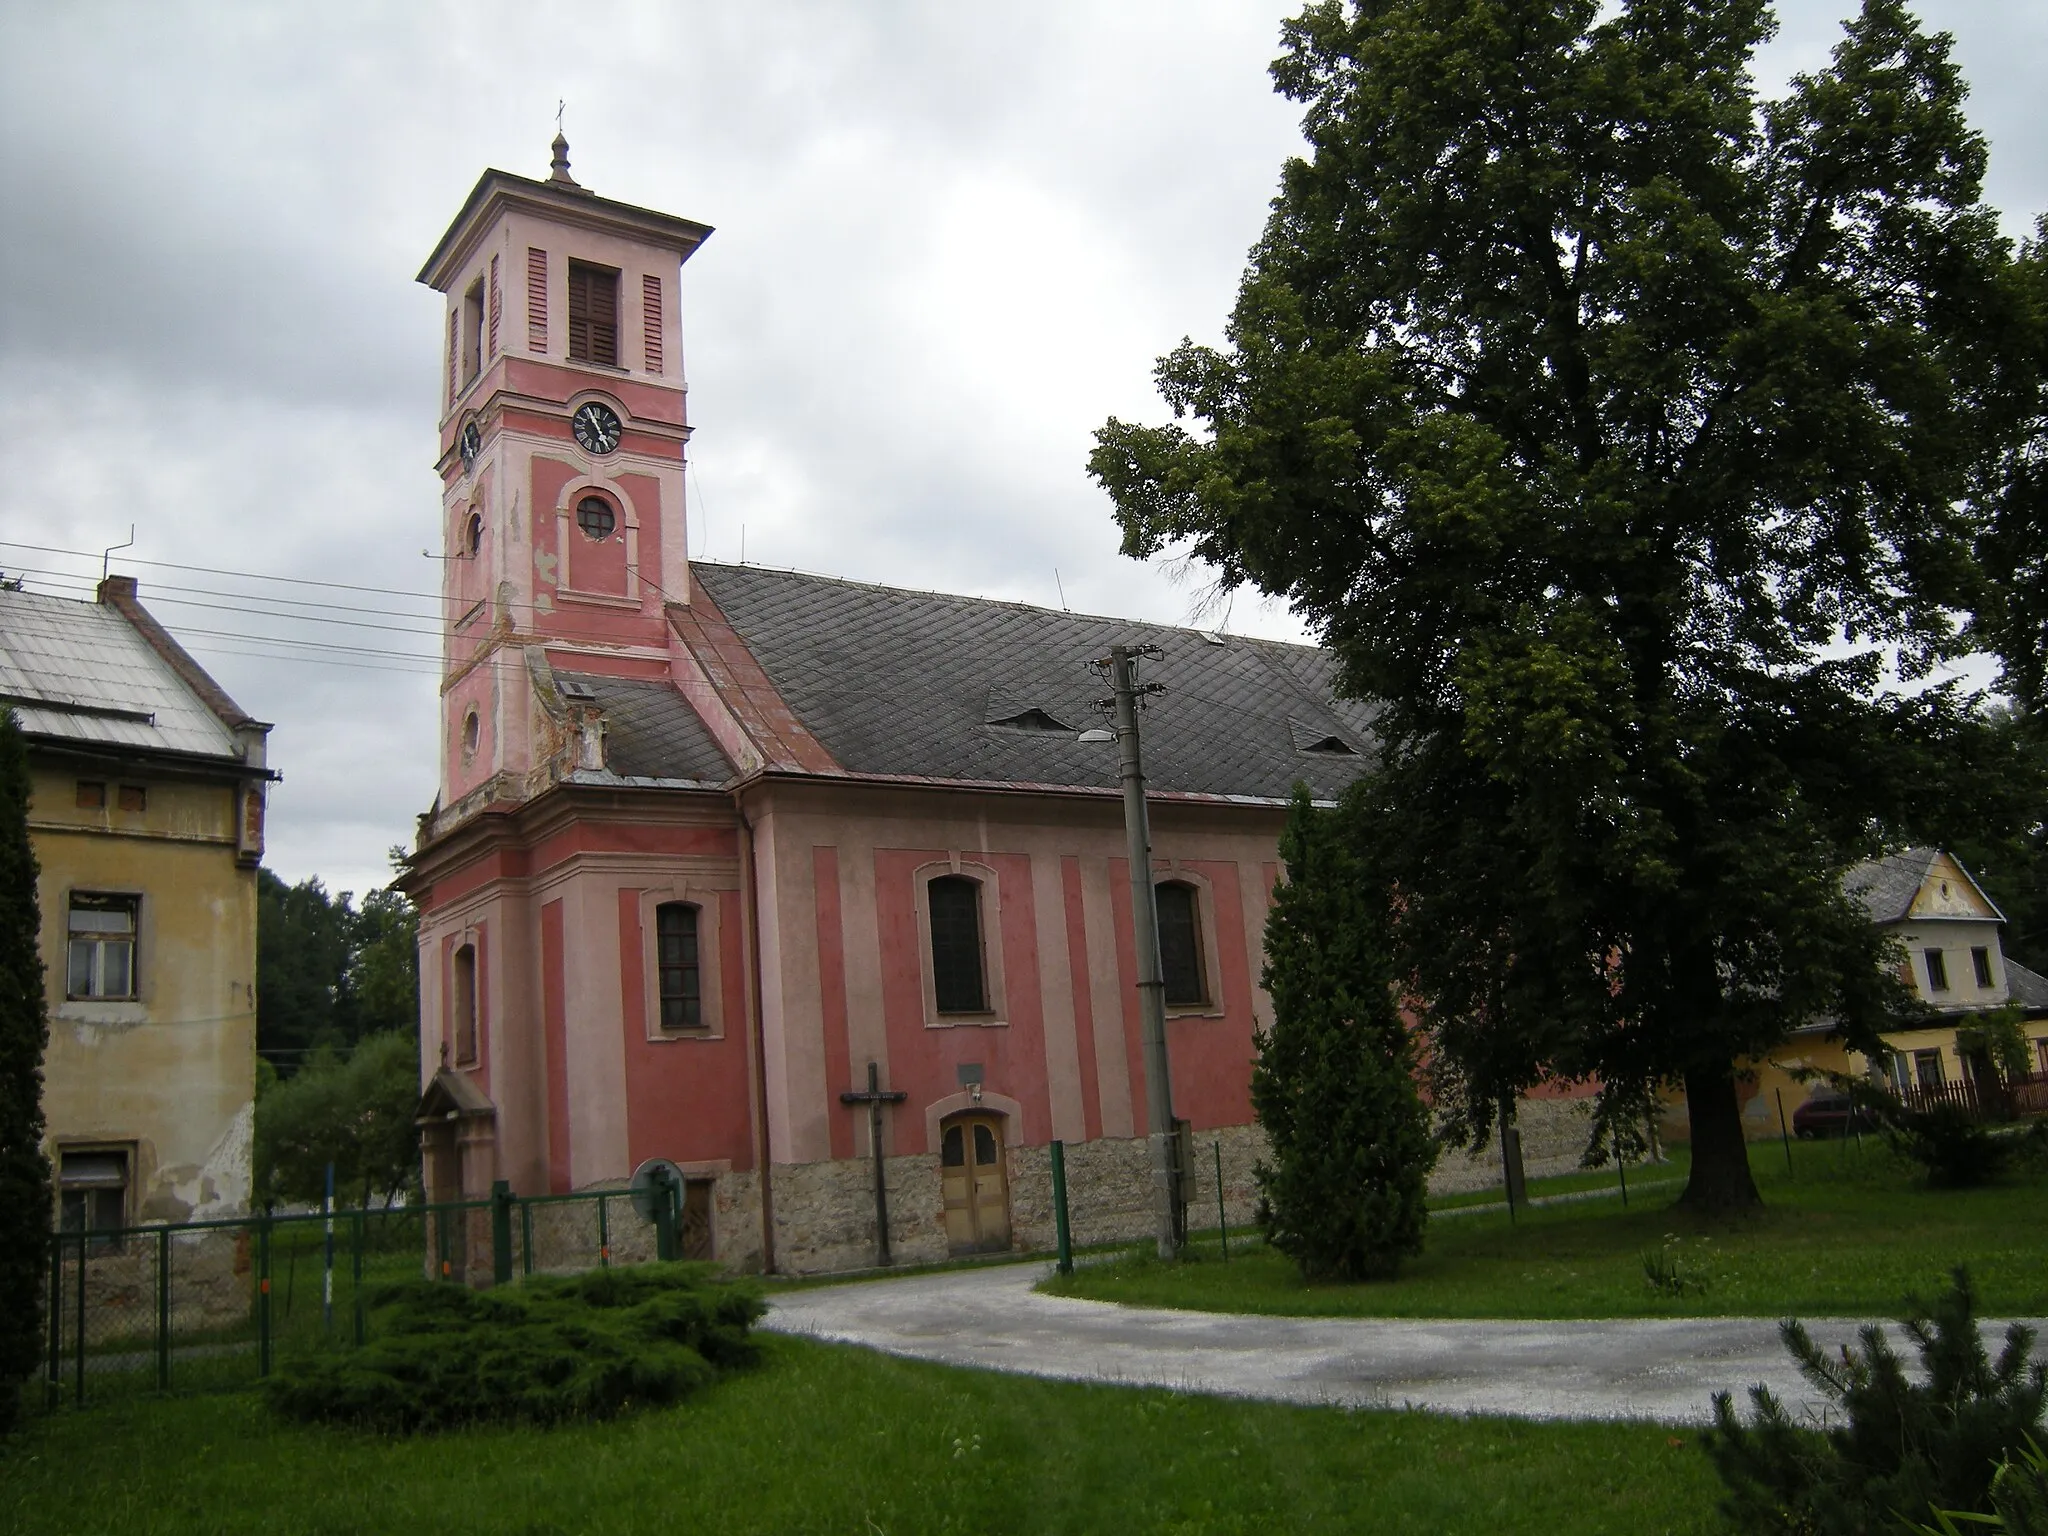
[1426,1095,1602,1195]
[711,1093,1633,1278]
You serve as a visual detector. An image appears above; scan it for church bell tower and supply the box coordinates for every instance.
[416,136,713,823]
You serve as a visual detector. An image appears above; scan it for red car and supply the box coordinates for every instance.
[1790,1089,1879,1138]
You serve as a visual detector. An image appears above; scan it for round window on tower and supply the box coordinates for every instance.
[461,709,480,760]
[577,495,617,541]
[465,512,483,556]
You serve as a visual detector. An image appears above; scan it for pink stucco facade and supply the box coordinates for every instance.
[405,146,1562,1275]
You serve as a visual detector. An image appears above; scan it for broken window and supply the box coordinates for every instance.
[1972,947,1994,988]
[567,260,619,366]
[928,875,987,1014]
[656,902,703,1031]
[118,785,146,813]
[67,893,137,999]
[75,781,105,810]
[1156,881,1208,1007]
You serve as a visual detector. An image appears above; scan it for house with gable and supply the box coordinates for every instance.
[1750,847,2048,1134]
[400,139,1601,1275]
[0,575,274,1232]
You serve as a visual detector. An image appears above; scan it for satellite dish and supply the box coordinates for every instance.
[629,1157,685,1223]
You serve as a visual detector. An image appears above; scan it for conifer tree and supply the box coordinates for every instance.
[0,711,52,1431]
[1252,789,1435,1281]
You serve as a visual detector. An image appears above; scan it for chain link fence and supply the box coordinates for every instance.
[36,1183,676,1414]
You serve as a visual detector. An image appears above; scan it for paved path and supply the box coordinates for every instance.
[765,1262,2048,1425]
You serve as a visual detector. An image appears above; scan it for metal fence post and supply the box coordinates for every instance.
[520,1200,534,1278]
[1213,1140,1229,1261]
[45,1236,62,1409]
[597,1194,610,1268]
[73,1231,86,1407]
[352,1211,366,1346]
[654,1173,677,1263]
[1050,1140,1073,1276]
[157,1225,172,1391]
[258,1206,273,1378]
[1775,1089,1794,1178]
[491,1180,515,1286]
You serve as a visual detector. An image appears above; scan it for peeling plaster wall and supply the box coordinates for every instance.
[30,763,257,1223]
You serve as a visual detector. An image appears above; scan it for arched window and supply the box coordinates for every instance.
[452,943,479,1064]
[656,902,703,1031]
[1155,881,1207,1008]
[928,875,987,1014]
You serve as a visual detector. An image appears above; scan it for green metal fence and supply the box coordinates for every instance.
[36,1178,686,1414]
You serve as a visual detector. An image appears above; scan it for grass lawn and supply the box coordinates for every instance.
[1042,1136,2048,1321]
[0,1334,1725,1536]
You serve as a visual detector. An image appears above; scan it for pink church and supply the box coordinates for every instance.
[404,141,1401,1274]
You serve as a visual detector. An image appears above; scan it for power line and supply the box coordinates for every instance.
[0,538,464,604]
[16,568,449,638]
[2,560,455,622]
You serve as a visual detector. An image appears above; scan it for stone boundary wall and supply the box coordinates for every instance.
[714,1093,1644,1278]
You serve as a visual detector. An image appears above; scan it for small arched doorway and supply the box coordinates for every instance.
[939,1112,1011,1254]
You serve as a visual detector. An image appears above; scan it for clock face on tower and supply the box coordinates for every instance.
[458,419,482,472]
[572,401,623,455]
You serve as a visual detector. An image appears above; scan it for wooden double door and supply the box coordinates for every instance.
[940,1113,1011,1254]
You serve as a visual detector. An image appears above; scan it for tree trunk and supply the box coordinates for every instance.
[1678,1067,1761,1212]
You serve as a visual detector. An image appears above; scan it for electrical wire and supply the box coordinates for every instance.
[0,538,468,604]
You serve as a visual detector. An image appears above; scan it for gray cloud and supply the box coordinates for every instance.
[0,0,2039,896]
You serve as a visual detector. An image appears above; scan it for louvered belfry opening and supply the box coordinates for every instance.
[567,259,620,366]
[928,875,988,1013]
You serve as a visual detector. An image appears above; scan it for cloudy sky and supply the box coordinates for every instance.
[1,1,2042,898]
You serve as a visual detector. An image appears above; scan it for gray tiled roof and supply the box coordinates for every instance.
[2008,959,2048,1010]
[554,671,733,784]
[690,562,1377,801]
[0,588,242,761]
[1844,848,1941,924]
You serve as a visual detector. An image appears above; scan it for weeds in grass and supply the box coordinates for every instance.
[1640,1235,1710,1297]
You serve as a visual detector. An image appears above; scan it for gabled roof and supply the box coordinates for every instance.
[414,1067,495,1124]
[686,562,1379,802]
[1844,847,2004,925]
[0,584,262,766]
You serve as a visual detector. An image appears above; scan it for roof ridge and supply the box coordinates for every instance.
[690,559,1332,656]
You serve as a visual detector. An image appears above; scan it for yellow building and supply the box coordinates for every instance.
[1,576,274,1229]
[1753,847,2048,1137]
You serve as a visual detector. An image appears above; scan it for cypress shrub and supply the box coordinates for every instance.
[0,711,52,1434]
[266,1262,766,1433]
[1251,788,1436,1281]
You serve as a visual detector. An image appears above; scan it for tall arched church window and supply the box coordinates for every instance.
[452,943,479,1064]
[1155,881,1208,1008]
[928,875,988,1014]
[656,902,703,1031]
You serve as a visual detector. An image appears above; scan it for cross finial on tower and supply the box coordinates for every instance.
[548,105,585,192]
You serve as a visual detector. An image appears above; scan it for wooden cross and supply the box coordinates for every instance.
[839,1061,907,1267]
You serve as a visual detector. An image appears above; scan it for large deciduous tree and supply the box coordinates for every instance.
[1093,0,2038,1208]
[0,711,52,1430]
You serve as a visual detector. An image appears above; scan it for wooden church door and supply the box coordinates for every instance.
[940,1114,1011,1254]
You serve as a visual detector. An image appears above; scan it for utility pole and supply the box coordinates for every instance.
[1093,643,1182,1259]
